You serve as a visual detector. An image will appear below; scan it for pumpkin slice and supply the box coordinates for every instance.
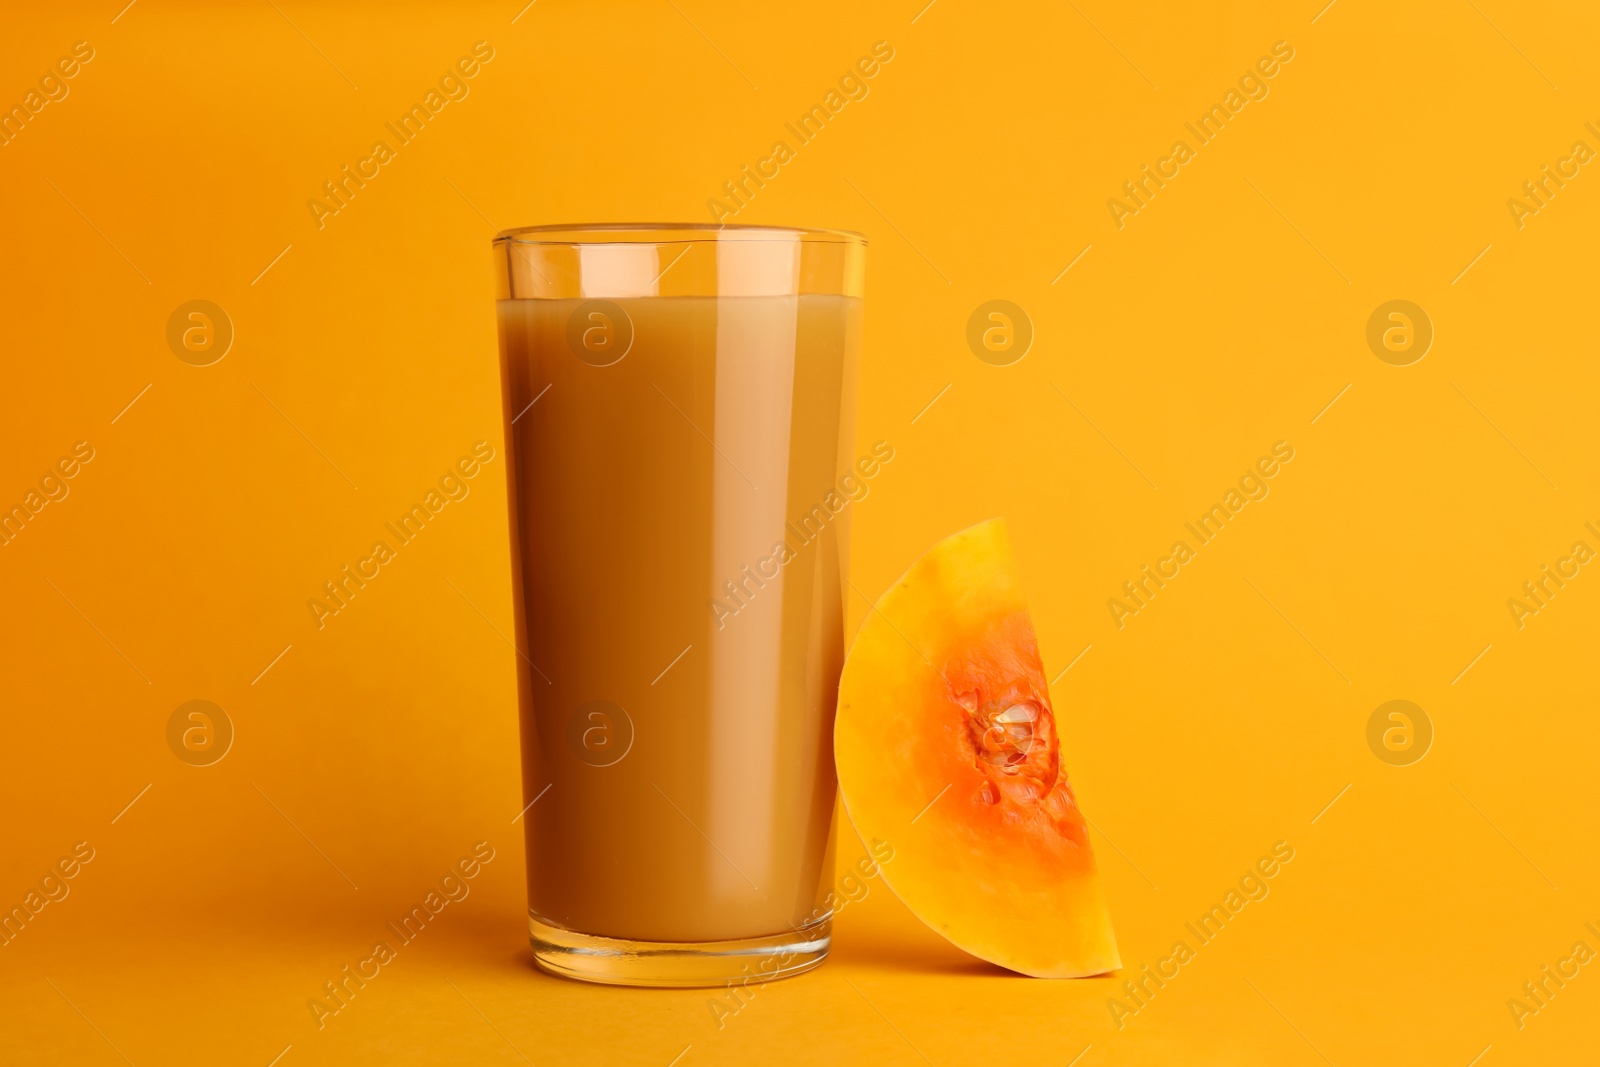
[835,518,1120,977]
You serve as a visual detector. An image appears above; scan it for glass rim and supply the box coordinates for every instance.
[492,222,867,247]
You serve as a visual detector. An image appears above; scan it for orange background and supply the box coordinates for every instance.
[3,1,1598,1064]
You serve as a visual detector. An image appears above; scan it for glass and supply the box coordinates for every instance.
[492,223,866,986]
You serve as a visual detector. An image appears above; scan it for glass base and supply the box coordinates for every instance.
[529,911,831,988]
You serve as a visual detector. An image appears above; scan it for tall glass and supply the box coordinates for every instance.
[493,224,865,986]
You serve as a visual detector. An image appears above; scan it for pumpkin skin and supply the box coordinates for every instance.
[835,519,1120,977]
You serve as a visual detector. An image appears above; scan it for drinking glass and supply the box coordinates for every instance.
[493,224,865,986]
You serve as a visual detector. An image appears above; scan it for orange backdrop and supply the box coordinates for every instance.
[2,2,1597,1064]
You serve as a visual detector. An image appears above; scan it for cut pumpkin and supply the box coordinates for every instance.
[835,518,1120,977]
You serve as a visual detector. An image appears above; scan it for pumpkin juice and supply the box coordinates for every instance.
[498,292,861,946]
